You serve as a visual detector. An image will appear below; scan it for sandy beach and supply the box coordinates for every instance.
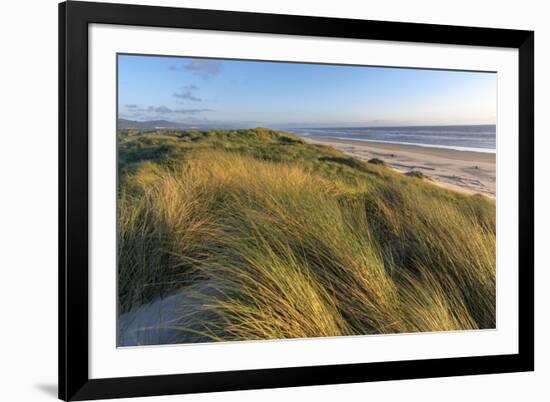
[305,137,496,198]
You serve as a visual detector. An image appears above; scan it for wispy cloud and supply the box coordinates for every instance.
[173,85,202,102]
[170,59,221,79]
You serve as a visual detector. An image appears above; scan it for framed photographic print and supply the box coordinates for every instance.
[59,1,534,400]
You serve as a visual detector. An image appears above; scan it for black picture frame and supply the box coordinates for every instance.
[59,1,534,400]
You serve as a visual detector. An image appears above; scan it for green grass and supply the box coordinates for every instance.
[117,128,496,342]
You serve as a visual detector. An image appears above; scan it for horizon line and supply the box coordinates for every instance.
[117,118,496,129]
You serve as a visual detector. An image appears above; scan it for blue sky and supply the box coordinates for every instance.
[118,54,496,128]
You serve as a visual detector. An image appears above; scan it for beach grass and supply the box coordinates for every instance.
[117,128,496,342]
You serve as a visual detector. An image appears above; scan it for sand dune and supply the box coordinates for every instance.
[304,137,496,198]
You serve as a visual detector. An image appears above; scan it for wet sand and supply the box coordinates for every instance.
[305,137,496,198]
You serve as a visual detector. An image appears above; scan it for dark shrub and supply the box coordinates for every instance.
[368,158,386,166]
[406,170,427,179]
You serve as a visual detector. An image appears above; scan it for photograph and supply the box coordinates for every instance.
[116,54,497,347]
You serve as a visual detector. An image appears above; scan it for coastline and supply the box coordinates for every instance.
[303,136,496,198]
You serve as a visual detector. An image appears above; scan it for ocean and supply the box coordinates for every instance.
[286,125,496,153]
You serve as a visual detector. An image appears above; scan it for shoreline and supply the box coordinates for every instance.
[304,136,496,198]
[306,136,496,154]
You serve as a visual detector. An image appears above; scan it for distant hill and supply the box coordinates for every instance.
[117,118,248,130]
[118,119,198,130]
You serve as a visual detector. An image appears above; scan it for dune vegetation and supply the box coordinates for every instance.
[117,128,496,343]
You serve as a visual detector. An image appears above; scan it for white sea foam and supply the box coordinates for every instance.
[330,137,496,154]
[287,125,496,154]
